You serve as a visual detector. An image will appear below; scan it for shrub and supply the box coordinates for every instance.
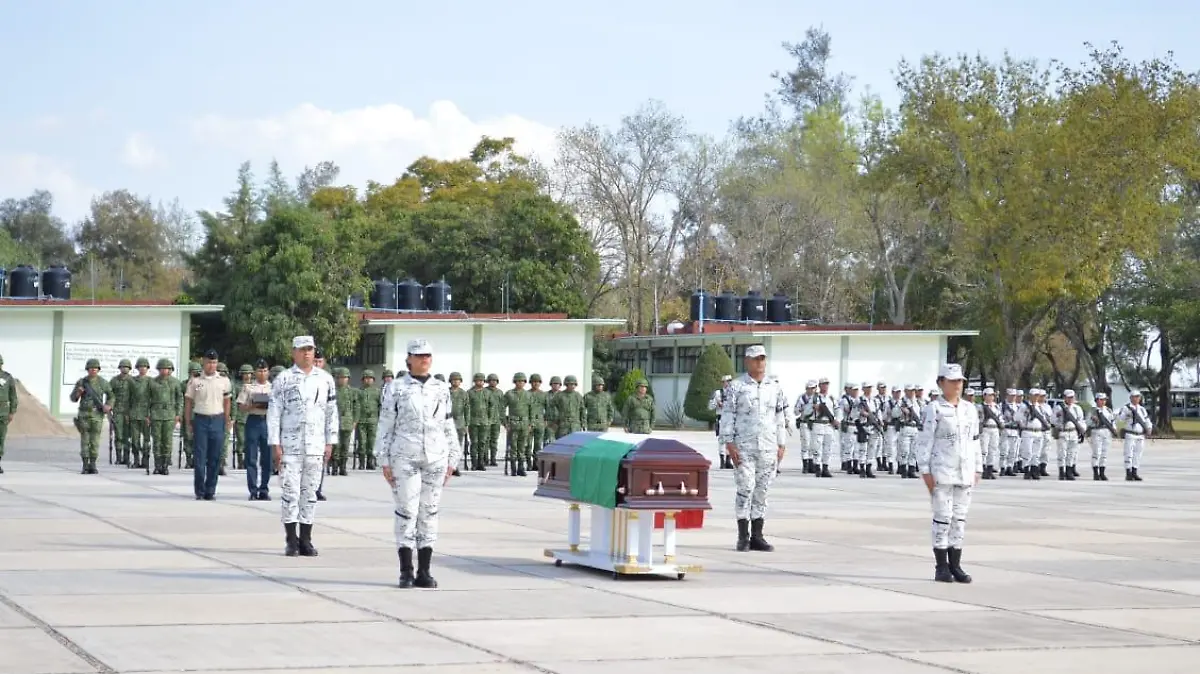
[684,344,735,424]
[662,400,686,429]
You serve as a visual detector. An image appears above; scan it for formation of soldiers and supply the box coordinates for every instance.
[778,379,1155,483]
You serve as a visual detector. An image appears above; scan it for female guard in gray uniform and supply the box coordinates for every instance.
[374,339,462,588]
[915,363,982,584]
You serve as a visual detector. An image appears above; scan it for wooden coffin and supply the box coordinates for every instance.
[534,432,711,511]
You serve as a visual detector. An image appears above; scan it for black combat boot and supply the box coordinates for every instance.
[948,548,972,583]
[1039,462,1049,477]
[517,458,527,477]
[1125,468,1134,481]
[841,460,849,472]
[414,547,438,588]
[1065,466,1076,481]
[933,548,953,582]
[1099,466,1108,481]
[284,523,300,557]
[735,519,750,551]
[1058,467,1066,481]
[298,523,318,557]
[1024,465,1034,480]
[819,464,832,478]
[749,518,774,552]
[81,458,89,475]
[863,464,876,479]
[1092,466,1100,481]
[910,464,919,478]
[1071,465,1081,477]
[1131,467,1143,481]
[718,454,726,470]
[887,461,895,475]
[397,547,415,588]
[1014,460,1023,474]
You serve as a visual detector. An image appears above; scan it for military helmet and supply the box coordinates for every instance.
[592,377,603,387]
[637,378,649,387]
[487,373,499,382]
[530,373,542,383]
[362,369,376,379]
[270,365,285,375]
[216,362,229,374]
[550,375,562,385]
[188,361,201,373]
[398,370,408,377]
[473,372,485,381]
[449,371,462,381]
[564,375,578,385]
[434,374,445,382]
[513,372,526,382]
[86,358,101,370]
[136,357,150,368]
[239,363,253,374]
[337,367,351,378]
[156,358,173,370]
[118,358,132,369]
[382,369,393,378]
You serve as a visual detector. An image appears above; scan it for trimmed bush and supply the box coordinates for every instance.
[684,344,736,424]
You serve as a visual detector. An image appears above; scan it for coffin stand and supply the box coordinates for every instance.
[534,432,711,580]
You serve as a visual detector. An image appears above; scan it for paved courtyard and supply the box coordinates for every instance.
[1,430,1198,674]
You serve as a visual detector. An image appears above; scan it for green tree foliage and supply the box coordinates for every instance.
[0,190,75,265]
[613,368,654,415]
[684,344,736,424]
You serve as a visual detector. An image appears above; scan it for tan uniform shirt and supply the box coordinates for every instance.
[237,381,272,416]
[186,373,232,416]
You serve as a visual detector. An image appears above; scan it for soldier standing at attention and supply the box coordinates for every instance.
[184,350,232,500]
[552,375,584,437]
[466,374,491,471]
[915,363,980,584]
[803,377,839,479]
[0,354,16,474]
[180,362,201,469]
[623,379,655,434]
[977,388,1002,480]
[109,360,134,466]
[709,375,733,468]
[485,374,503,467]
[357,370,381,470]
[1087,392,1116,481]
[1055,390,1085,481]
[374,339,461,589]
[448,372,470,472]
[1117,390,1152,481]
[333,367,358,476]
[70,358,113,474]
[234,364,254,470]
[544,376,562,446]
[216,362,232,475]
[269,336,337,557]
[237,359,273,500]
[504,373,532,476]
[792,380,815,473]
[381,369,394,388]
[147,359,182,474]
[528,374,548,463]
[582,377,614,432]
[720,345,787,552]
[128,358,152,470]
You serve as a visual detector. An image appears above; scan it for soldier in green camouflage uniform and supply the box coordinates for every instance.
[449,372,470,473]
[269,365,284,382]
[583,376,615,432]
[504,373,532,476]
[545,376,561,445]
[553,375,585,438]
[528,374,548,463]
[148,359,182,475]
[334,367,358,476]
[70,358,114,474]
[381,369,394,388]
[0,354,17,473]
[128,357,152,470]
[623,379,655,434]
[216,362,231,475]
[181,362,200,468]
[486,373,503,466]
[356,369,380,470]
[234,364,253,470]
[108,359,134,465]
[467,373,492,471]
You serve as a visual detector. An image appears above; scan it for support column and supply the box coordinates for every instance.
[567,503,581,552]
[179,311,191,369]
[471,325,483,377]
[383,326,399,372]
[637,513,654,565]
[663,511,678,563]
[50,310,64,417]
[838,336,850,391]
[625,510,640,564]
[582,324,595,384]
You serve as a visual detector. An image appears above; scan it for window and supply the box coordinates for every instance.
[616,349,636,373]
[636,349,650,372]
[337,333,385,366]
[651,347,674,374]
[733,345,748,373]
[677,346,700,374]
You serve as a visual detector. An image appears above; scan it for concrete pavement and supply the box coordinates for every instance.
[1,430,1198,673]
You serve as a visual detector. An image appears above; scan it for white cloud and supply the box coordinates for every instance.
[0,153,98,223]
[189,100,559,186]
[121,132,162,169]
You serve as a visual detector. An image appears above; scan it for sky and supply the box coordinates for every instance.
[2,0,1198,225]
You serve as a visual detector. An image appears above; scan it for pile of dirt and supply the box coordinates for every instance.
[8,380,77,438]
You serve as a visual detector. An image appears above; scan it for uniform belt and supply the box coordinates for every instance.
[1125,430,1144,435]
[983,422,999,428]
[193,413,224,419]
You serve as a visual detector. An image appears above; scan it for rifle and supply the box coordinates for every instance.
[981,403,1004,431]
[1093,407,1119,437]
[1124,405,1151,439]
[1060,404,1085,443]
[77,379,113,463]
[860,398,885,434]
[1026,401,1051,431]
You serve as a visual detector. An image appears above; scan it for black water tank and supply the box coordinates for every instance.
[424,279,452,312]
[689,289,715,322]
[397,278,424,310]
[369,278,397,310]
[9,265,39,298]
[42,264,71,300]
[741,291,766,321]
[767,292,793,323]
[714,291,739,321]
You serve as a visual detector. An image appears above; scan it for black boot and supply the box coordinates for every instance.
[1039,462,1048,477]
[864,464,876,478]
[1092,466,1100,481]
[749,518,774,552]
[397,547,414,588]
[948,547,972,583]
[718,454,726,470]
[1099,466,1108,481]
[1058,467,1066,481]
[1131,467,1143,481]
[517,458,527,477]
[284,523,299,556]
[298,523,318,556]
[1024,465,1034,480]
[81,458,89,475]
[933,548,953,583]
[1071,465,1080,477]
[1065,466,1075,481]
[1126,468,1134,481]
[887,461,895,475]
[819,464,832,478]
[736,519,750,551]
[414,547,438,588]
[910,464,919,478]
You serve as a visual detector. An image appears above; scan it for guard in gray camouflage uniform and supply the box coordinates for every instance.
[375,339,462,589]
[267,336,338,557]
[719,344,788,553]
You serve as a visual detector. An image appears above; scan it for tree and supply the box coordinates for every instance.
[684,344,736,424]
[772,27,854,120]
[0,190,75,265]
[75,189,178,298]
[613,368,654,416]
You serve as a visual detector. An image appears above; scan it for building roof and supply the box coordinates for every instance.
[357,310,627,326]
[612,321,977,340]
[0,299,224,313]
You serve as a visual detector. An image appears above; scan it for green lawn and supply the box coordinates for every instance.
[1171,417,1200,437]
